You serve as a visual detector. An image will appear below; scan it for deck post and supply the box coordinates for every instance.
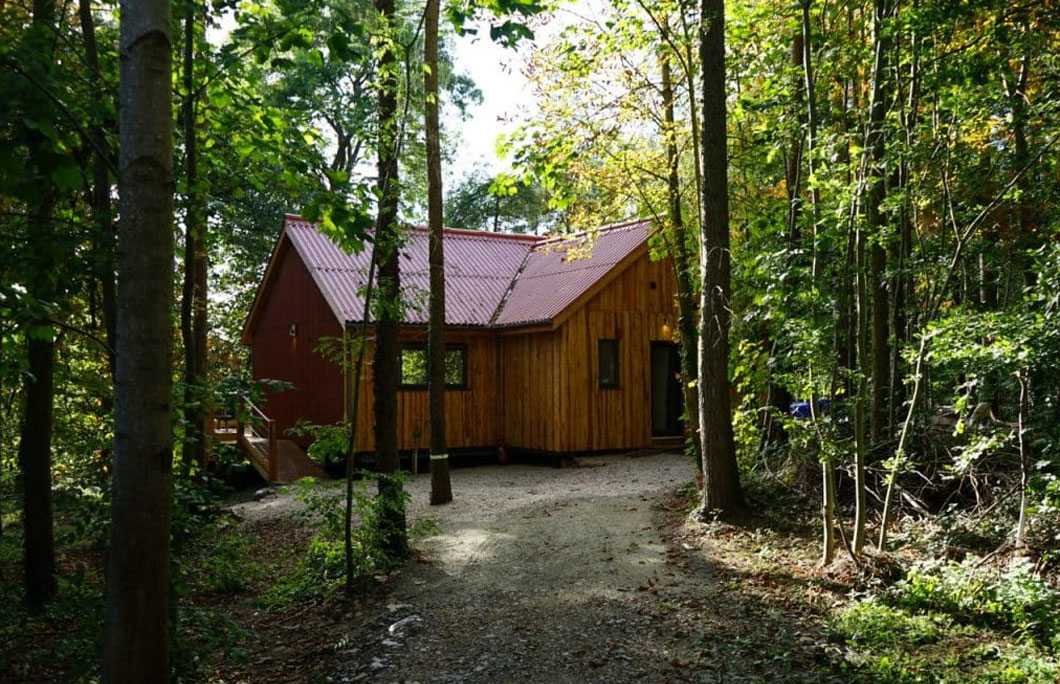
[236,393,245,452]
[267,418,277,482]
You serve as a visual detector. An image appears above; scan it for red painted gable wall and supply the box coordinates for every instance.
[250,239,345,444]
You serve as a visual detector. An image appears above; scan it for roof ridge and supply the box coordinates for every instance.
[534,217,651,248]
[488,247,535,326]
[286,215,541,243]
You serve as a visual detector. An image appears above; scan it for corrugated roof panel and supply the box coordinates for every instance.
[491,220,652,326]
[284,217,538,327]
[281,215,652,329]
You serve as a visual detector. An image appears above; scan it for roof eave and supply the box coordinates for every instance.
[240,221,291,346]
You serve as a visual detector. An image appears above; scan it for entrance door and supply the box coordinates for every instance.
[650,342,683,437]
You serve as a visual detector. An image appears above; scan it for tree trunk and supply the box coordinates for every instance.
[799,0,834,566]
[425,0,452,505]
[697,0,743,517]
[659,40,701,468]
[20,0,59,614]
[20,334,56,609]
[181,0,208,472]
[373,0,408,557]
[345,257,376,597]
[78,0,117,376]
[854,179,870,555]
[1006,14,1035,288]
[866,0,895,444]
[102,0,174,679]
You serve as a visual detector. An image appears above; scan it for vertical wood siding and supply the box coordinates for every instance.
[553,253,676,452]
[250,244,676,455]
[250,240,345,444]
[349,332,503,452]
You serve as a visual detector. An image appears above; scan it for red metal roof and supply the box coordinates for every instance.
[280,215,652,329]
[492,219,653,327]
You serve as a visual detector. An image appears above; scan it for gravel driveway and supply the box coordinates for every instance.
[329,452,709,683]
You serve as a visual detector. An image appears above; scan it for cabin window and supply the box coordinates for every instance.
[598,339,620,389]
[399,343,467,390]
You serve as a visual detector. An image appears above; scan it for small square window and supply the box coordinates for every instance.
[598,339,620,389]
[399,343,467,390]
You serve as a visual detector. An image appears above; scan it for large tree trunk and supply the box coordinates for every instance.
[20,0,59,614]
[659,41,701,467]
[373,0,408,557]
[181,0,208,472]
[425,0,452,505]
[102,0,175,679]
[697,0,743,517]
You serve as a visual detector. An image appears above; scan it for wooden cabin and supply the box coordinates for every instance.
[241,214,683,461]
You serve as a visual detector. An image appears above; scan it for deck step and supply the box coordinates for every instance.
[273,439,328,483]
[239,435,327,484]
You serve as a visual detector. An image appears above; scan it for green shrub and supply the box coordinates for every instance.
[264,473,413,605]
[890,557,1060,650]
[833,599,949,648]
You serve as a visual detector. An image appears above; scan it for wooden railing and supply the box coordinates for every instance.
[237,395,278,482]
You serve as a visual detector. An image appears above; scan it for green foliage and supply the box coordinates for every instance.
[0,568,105,683]
[264,474,418,605]
[287,420,350,469]
[181,519,261,595]
[889,557,1060,651]
[444,170,559,233]
[834,599,951,648]
[832,592,1060,683]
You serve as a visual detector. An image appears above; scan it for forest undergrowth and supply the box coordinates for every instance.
[3,443,1059,682]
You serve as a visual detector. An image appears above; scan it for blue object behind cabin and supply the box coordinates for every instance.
[789,397,832,419]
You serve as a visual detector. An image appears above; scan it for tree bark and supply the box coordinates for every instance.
[697,0,743,517]
[866,0,895,444]
[20,0,59,614]
[78,0,117,375]
[799,0,834,566]
[1006,13,1035,288]
[659,41,701,468]
[373,0,408,557]
[181,0,208,472]
[102,0,174,679]
[425,0,452,505]
[20,334,56,609]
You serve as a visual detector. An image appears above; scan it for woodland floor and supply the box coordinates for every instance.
[214,453,851,683]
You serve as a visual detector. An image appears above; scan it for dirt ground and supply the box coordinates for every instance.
[229,452,844,683]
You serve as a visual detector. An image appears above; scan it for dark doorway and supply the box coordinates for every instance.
[650,342,683,437]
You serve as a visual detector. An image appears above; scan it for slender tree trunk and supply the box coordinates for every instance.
[785,30,805,246]
[1007,15,1034,288]
[697,0,743,517]
[373,0,407,557]
[20,334,56,609]
[1015,371,1028,547]
[890,9,919,436]
[660,42,701,468]
[102,0,174,679]
[799,0,834,566]
[78,0,117,376]
[866,0,895,445]
[853,213,870,554]
[181,0,208,472]
[345,256,376,597]
[425,0,452,505]
[20,0,58,614]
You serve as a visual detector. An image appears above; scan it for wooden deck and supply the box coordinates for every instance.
[242,432,327,484]
[210,406,327,485]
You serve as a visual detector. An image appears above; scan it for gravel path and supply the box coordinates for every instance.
[328,452,713,683]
